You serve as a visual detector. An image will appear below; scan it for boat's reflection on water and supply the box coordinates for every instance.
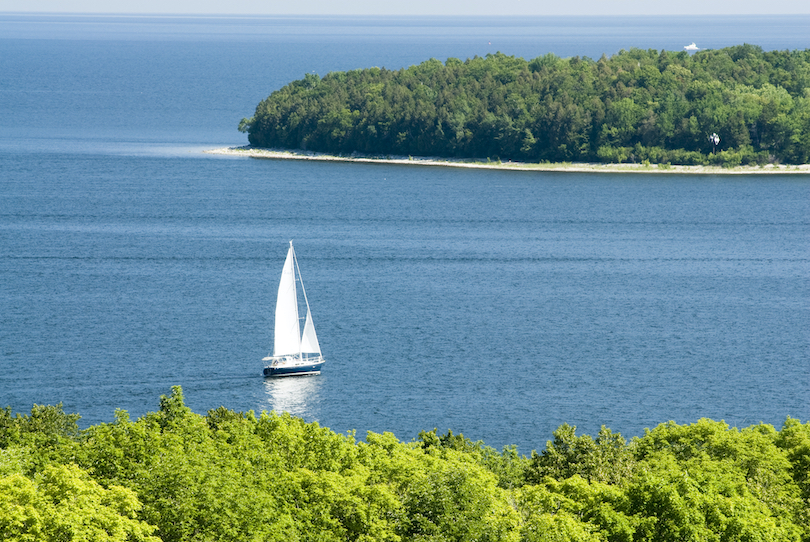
[262,375,322,419]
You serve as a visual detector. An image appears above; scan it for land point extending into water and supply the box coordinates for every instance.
[206,146,810,175]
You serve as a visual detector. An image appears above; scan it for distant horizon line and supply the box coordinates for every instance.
[3,11,810,18]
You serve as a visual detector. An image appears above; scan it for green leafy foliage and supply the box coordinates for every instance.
[0,403,80,449]
[243,46,810,165]
[527,424,635,485]
[418,428,528,489]
[0,463,159,542]
[1,390,807,541]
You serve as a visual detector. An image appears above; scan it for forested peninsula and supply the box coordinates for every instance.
[240,45,810,167]
[2,387,809,542]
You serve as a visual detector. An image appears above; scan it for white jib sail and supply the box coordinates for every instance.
[300,310,321,354]
[273,245,301,356]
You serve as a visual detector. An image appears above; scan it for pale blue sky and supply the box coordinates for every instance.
[2,0,809,15]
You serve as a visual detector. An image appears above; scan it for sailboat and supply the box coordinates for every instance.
[262,241,325,377]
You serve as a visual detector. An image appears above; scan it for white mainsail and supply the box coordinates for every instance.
[273,245,301,356]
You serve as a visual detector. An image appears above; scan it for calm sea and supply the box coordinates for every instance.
[1,14,808,452]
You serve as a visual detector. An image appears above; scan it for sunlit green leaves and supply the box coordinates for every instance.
[0,464,159,542]
[2,391,808,541]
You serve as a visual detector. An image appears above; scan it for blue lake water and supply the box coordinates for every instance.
[0,14,808,452]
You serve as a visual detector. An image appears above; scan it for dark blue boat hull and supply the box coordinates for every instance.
[263,361,324,377]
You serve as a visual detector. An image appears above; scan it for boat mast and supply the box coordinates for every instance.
[292,240,317,360]
[293,251,313,320]
[289,240,304,361]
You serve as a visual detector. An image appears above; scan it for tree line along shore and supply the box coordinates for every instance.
[239,44,810,168]
[2,387,808,541]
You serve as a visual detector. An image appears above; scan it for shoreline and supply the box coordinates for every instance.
[204,146,810,175]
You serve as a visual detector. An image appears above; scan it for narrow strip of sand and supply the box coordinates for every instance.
[205,146,810,175]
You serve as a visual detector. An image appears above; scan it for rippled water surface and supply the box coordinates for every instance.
[1,14,808,451]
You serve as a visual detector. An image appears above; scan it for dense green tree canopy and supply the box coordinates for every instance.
[242,45,810,166]
[1,388,808,541]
